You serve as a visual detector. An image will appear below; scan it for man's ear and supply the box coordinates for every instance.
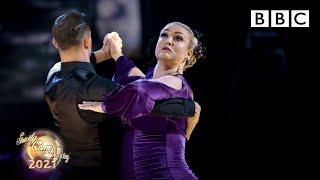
[52,38,59,49]
[83,35,92,50]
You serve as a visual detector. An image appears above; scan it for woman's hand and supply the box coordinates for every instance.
[185,101,201,141]
[78,101,105,113]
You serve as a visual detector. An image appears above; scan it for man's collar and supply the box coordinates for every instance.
[61,61,96,74]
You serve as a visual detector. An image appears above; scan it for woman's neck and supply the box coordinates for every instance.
[153,62,182,79]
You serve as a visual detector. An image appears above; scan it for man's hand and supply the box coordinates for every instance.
[78,101,105,113]
[185,101,201,141]
[93,36,112,63]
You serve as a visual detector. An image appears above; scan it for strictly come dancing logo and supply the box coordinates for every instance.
[16,129,70,172]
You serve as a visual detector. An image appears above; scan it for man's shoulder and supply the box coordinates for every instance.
[46,62,61,83]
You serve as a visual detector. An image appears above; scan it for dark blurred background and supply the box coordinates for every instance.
[0,0,317,179]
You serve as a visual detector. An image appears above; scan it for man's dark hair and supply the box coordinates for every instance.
[52,11,90,50]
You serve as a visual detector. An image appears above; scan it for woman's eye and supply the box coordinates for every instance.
[175,36,183,41]
[160,33,168,37]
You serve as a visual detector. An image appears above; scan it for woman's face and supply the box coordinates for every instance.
[155,23,193,68]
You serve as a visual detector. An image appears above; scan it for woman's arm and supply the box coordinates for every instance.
[105,35,146,85]
[128,67,145,78]
[112,56,142,85]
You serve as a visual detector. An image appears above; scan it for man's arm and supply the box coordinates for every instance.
[151,99,195,117]
[90,50,111,67]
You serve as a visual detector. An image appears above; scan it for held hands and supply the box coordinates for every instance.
[103,32,123,61]
[94,32,123,63]
[78,101,105,113]
[185,101,201,141]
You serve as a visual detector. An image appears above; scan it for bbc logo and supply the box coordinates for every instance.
[251,10,309,27]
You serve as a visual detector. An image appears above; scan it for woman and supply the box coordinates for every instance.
[79,22,204,179]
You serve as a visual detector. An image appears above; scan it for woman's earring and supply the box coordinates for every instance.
[186,59,192,66]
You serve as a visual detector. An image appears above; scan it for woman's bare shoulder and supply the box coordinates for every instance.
[151,75,182,90]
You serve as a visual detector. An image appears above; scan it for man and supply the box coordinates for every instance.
[45,11,199,179]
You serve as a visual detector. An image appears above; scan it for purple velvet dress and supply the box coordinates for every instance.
[102,56,197,180]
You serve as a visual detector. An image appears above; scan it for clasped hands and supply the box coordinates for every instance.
[94,32,124,63]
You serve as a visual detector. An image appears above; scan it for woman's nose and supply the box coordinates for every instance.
[164,36,173,46]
